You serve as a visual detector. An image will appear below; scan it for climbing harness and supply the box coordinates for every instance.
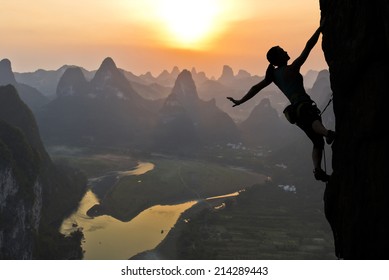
[283,100,319,124]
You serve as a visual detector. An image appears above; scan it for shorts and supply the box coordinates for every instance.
[295,102,324,149]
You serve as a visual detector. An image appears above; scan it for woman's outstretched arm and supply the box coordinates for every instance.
[227,65,273,107]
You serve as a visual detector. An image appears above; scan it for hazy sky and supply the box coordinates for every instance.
[1,0,326,77]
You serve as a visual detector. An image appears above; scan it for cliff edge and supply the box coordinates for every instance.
[320,0,389,259]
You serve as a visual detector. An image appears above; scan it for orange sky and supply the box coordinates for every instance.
[0,0,326,78]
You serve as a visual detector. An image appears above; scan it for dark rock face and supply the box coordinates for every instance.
[320,0,389,259]
[0,85,86,259]
[0,117,41,259]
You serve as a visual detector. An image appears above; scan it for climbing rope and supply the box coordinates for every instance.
[320,93,333,183]
[323,143,327,175]
[320,93,333,117]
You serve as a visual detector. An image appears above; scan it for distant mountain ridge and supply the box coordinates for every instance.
[239,98,290,149]
[8,56,332,154]
[38,59,246,152]
[14,65,93,98]
[56,67,90,98]
[0,59,49,112]
[12,58,325,122]
[153,69,241,151]
[37,57,156,147]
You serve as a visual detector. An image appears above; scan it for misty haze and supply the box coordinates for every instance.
[0,55,335,259]
[2,0,388,262]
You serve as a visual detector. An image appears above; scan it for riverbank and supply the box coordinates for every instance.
[60,189,199,259]
[133,182,335,260]
[51,149,140,178]
[131,197,231,260]
[96,157,266,222]
[59,153,266,259]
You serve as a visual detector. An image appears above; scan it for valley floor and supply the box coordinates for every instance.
[51,145,335,260]
[138,182,335,260]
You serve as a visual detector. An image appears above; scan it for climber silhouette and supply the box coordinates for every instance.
[227,26,335,182]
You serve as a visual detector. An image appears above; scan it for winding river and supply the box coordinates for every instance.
[60,162,197,259]
[60,162,240,259]
[60,190,196,259]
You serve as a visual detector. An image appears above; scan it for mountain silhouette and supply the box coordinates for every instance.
[153,70,241,151]
[56,67,90,98]
[139,71,156,84]
[0,59,16,84]
[90,57,142,101]
[217,65,235,85]
[14,65,93,98]
[239,98,289,150]
[37,57,156,147]
[190,67,208,85]
[0,59,48,112]
[236,69,251,80]
[309,70,331,107]
[155,66,181,87]
[0,85,86,259]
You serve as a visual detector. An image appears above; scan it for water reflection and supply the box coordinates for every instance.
[60,190,196,259]
[116,162,155,177]
[60,161,242,260]
[206,191,241,201]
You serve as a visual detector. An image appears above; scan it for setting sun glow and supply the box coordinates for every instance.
[1,0,324,76]
[155,0,222,49]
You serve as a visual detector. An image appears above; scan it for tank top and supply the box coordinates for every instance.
[272,65,311,105]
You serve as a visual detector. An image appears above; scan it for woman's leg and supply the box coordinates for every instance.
[312,145,329,181]
[312,119,336,144]
[312,119,328,136]
[297,122,329,182]
[312,146,323,170]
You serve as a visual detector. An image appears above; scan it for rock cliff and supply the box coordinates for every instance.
[0,59,48,112]
[0,85,86,259]
[320,0,389,259]
[0,120,42,259]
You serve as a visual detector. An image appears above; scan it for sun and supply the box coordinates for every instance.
[156,0,221,49]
